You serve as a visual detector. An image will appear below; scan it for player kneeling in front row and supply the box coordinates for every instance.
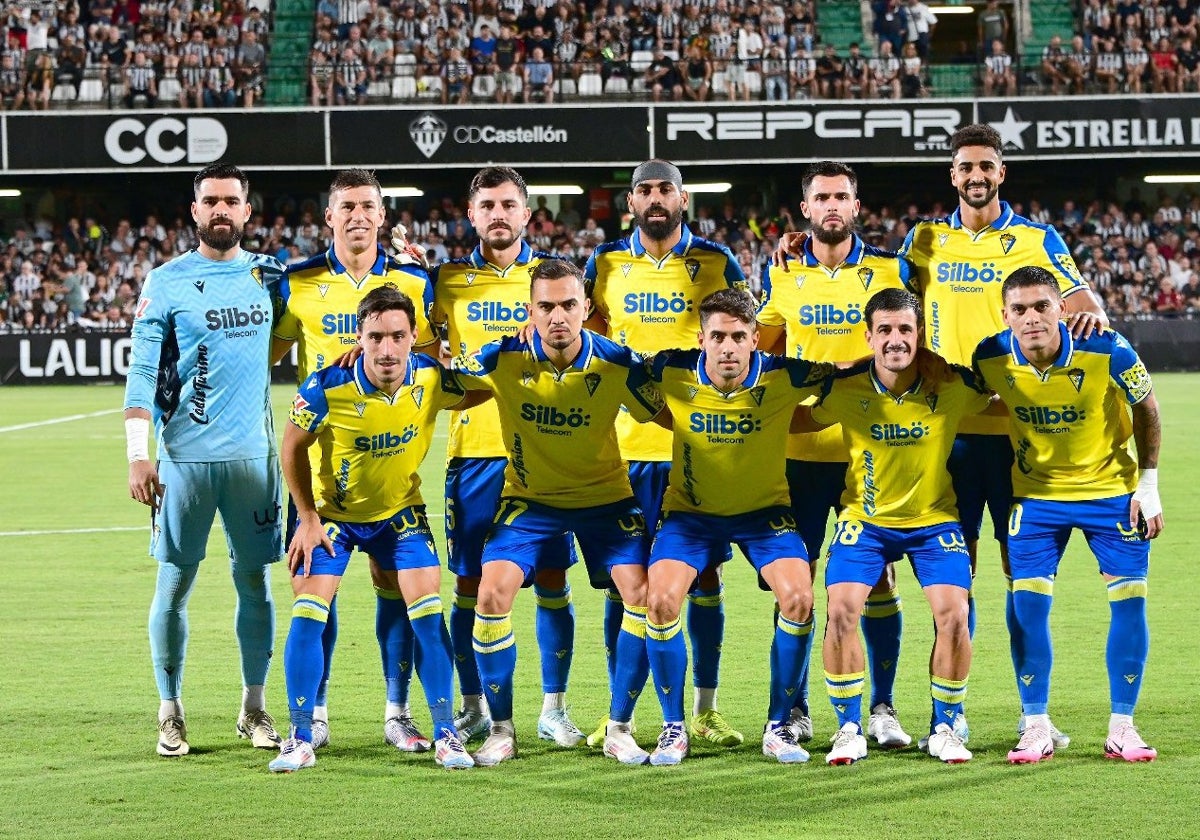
[973,266,1164,764]
[644,289,834,766]
[272,286,489,772]
[451,259,668,767]
[794,288,993,765]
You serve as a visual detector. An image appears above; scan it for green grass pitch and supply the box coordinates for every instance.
[1,376,1198,840]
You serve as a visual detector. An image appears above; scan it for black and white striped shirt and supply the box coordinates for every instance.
[126,63,156,91]
[984,52,1011,76]
[181,62,206,88]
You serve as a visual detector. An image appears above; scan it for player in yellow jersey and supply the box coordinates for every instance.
[271,169,437,754]
[644,289,832,766]
[757,161,916,747]
[899,124,1108,747]
[972,267,1163,764]
[423,166,582,747]
[793,288,993,766]
[451,260,667,767]
[586,159,749,749]
[272,286,488,772]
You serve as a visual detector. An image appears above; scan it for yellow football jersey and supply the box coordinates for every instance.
[288,353,466,522]
[900,202,1088,435]
[274,245,435,383]
[452,329,665,509]
[586,226,748,462]
[757,235,915,462]
[811,362,992,528]
[973,323,1149,502]
[652,349,832,516]
[431,242,552,459]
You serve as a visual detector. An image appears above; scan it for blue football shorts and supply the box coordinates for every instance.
[649,506,808,575]
[299,505,440,578]
[1006,494,1150,579]
[445,456,575,578]
[824,519,972,590]
[481,496,647,586]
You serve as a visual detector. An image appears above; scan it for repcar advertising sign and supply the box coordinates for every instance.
[328,106,650,166]
[651,102,975,163]
[976,98,1200,158]
[4,111,326,171]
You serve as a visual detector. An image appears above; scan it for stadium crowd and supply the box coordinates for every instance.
[0,0,271,109]
[3,184,1199,334]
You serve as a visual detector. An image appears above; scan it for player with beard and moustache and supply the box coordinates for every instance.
[755,162,917,749]
[585,160,749,751]
[774,126,1106,752]
[125,163,286,758]
[272,169,437,755]
[419,167,585,750]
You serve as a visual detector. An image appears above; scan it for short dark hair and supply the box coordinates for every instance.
[949,123,1003,158]
[529,258,585,293]
[357,283,416,331]
[468,166,528,202]
[329,168,382,201]
[699,288,758,329]
[193,163,248,199]
[1001,265,1062,302]
[801,161,858,200]
[865,287,923,329]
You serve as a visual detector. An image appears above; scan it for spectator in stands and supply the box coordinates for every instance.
[1151,36,1178,92]
[1170,0,1199,42]
[554,26,579,84]
[1041,34,1070,93]
[0,52,25,110]
[236,30,266,106]
[681,44,705,100]
[629,5,657,53]
[646,46,683,101]
[523,45,554,102]
[492,23,521,102]
[815,43,844,98]
[1093,38,1123,93]
[790,45,817,98]
[874,0,906,55]
[204,50,236,107]
[977,0,1008,56]
[1065,34,1092,93]
[54,33,86,96]
[981,37,1015,96]
[903,0,937,59]
[900,41,924,97]
[1154,278,1185,314]
[442,45,472,104]
[335,45,368,104]
[731,18,763,99]
[180,51,206,107]
[122,50,156,109]
[599,26,630,84]
[1175,35,1200,91]
[868,40,902,98]
[1124,37,1149,93]
[843,42,870,98]
[470,23,497,72]
[762,41,789,101]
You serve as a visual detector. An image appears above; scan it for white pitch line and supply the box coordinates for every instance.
[0,408,123,434]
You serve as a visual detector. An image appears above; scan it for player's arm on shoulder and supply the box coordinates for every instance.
[770,231,807,269]
[1062,286,1109,337]
[270,335,295,365]
[280,412,332,577]
[624,348,668,424]
[788,368,837,432]
[439,364,492,409]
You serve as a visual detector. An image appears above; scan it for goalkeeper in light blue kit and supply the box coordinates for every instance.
[124,163,287,758]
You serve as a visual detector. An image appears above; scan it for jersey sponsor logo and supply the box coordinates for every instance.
[623,291,694,316]
[862,449,879,516]
[135,297,152,319]
[689,411,762,443]
[510,433,529,488]
[935,261,1004,285]
[320,312,360,335]
[332,457,351,510]
[869,421,930,444]
[937,531,968,554]
[1012,404,1086,433]
[521,402,590,434]
[797,303,864,328]
[193,279,205,293]
[354,425,419,456]
[206,304,269,334]
[465,300,529,325]
[389,507,430,536]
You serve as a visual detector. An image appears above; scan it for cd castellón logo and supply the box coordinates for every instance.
[408,112,568,160]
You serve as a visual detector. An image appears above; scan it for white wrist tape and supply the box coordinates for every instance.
[1133,468,1161,520]
[126,417,151,462]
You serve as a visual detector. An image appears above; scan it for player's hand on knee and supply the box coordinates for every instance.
[288,519,333,577]
[770,230,807,268]
[128,460,164,511]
